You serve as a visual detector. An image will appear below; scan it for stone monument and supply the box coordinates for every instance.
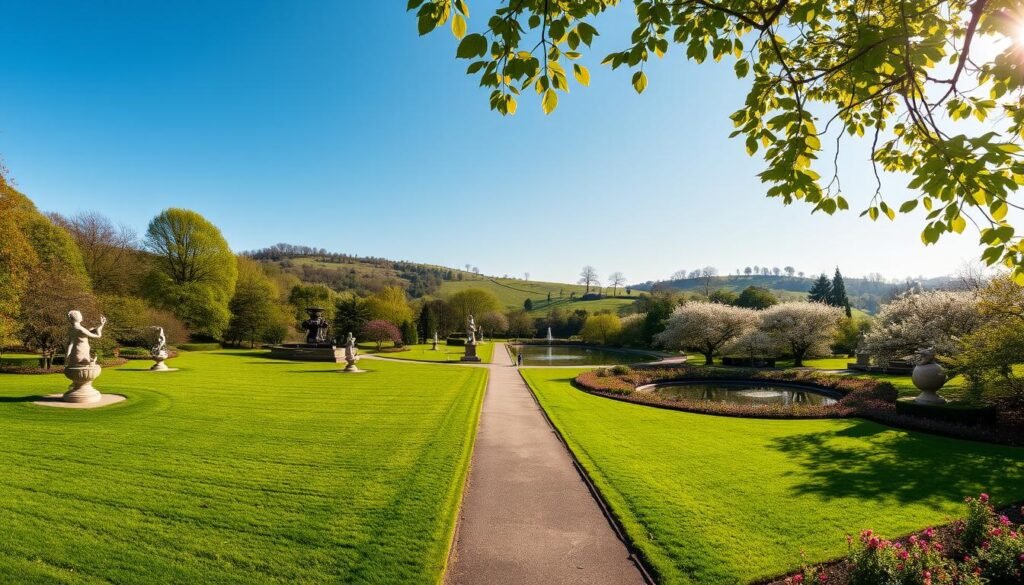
[342,332,362,373]
[63,310,106,403]
[268,307,344,362]
[911,347,948,405]
[301,307,330,345]
[149,326,174,371]
[460,314,481,362]
[431,331,439,351]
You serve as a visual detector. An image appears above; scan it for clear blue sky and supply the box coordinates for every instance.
[1,1,987,284]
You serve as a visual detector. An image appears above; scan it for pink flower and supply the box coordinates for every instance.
[793,575,803,584]
[980,493,990,503]
[923,527,935,538]
[899,550,909,560]
[1000,515,1012,526]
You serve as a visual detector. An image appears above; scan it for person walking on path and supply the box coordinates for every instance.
[516,350,523,367]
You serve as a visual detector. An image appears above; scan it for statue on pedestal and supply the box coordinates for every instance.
[343,332,362,373]
[63,311,106,403]
[461,315,482,362]
[302,308,330,345]
[150,326,171,371]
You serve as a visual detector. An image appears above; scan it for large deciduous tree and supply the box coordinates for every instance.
[362,319,402,351]
[49,211,143,296]
[654,302,757,364]
[861,290,984,364]
[758,302,844,366]
[446,288,501,326]
[144,209,237,339]
[581,312,622,345]
[578,265,600,293]
[414,0,1024,278]
[226,257,288,348]
[365,286,414,326]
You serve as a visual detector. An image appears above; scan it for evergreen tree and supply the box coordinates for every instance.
[807,274,832,304]
[400,320,418,346]
[829,268,852,317]
[333,296,370,343]
[524,298,534,311]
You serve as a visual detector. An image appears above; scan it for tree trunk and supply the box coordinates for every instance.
[793,348,805,367]
[703,352,714,366]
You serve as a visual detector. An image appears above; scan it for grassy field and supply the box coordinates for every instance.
[521,368,1024,585]
[361,342,494,364]
[0,350,487,584]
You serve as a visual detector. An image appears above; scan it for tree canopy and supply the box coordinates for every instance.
[413,0,1024,278]
[144,208,237,338]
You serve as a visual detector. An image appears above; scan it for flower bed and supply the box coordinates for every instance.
[768,494,1024,585]
[573,366,1024,445]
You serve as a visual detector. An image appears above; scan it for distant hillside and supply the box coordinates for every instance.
[247,244,636,314]
[631,274,955,313]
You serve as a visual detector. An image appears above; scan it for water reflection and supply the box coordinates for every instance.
[652,383,837,406]
[516,345,653,367]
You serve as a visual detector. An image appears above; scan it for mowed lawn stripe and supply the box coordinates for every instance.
[0,351,486,584]
[521,368,1024,585]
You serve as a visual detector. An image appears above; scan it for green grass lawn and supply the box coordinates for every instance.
[360,342,494,364]
[525,296,636,318]
[521,368,1024,585]
[0,350,487,584]
[0,352,43,368]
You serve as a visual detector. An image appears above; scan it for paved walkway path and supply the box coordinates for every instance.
[446,345,646,585]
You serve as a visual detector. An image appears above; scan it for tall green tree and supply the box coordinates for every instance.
[735,286,779,310]
[808,275,833,304]
[829,268,852,317]
[447,288,501,326]
[144,209,237,339]
[335,295,371,343]
[415,0,1024,279]
[226,257,284,347]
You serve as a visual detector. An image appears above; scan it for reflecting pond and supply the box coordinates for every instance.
[515,345,655,367]
[647,382,838,406]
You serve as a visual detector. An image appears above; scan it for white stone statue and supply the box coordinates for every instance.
[150,326,171,371]
[343,332,361,372]
[467,314,477,345]
[63,310,106,403]
[66,310,105,366]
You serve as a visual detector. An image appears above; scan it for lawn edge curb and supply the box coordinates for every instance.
[517,369,658,585]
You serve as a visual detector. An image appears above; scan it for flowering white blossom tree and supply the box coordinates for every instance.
[759,303,844,366]
[861,290,982,364]
[724,330,780,364]
[654,302,756,365]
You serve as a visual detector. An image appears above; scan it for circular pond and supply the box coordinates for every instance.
[515,345,656,367]
[642,382,839,407]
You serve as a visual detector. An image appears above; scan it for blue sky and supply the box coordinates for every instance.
[0,1,990,284]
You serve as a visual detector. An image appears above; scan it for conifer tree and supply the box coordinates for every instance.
[829,268,852,318]
[807,274,832,304]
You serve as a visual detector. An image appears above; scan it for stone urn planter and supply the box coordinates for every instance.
[911,348,947,405]
[63,363,103,404]
[150,350,170,371]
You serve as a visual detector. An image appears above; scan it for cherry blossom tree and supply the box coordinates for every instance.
[654,302,757,365]
[861,290,983,364]
[759,302,844,366]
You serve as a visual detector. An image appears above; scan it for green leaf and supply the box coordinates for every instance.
[456,34,487,59]
[899,200,918,213]
[542,88,558,115]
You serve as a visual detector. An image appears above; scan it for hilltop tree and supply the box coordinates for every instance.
[743,267,753,276]
[808,275,833,304]
[608,272,626,296]
[784,266,796,278]
[578,266,600,293]
[144,209,237,339]
[417,0,1024,279]
[830,268,853,317]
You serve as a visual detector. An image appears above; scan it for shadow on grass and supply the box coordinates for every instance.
[768,421,1024,504]
[0,394,48,403]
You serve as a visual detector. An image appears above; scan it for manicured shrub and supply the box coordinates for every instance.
[610,365,632,376]
[178,342,222,351]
